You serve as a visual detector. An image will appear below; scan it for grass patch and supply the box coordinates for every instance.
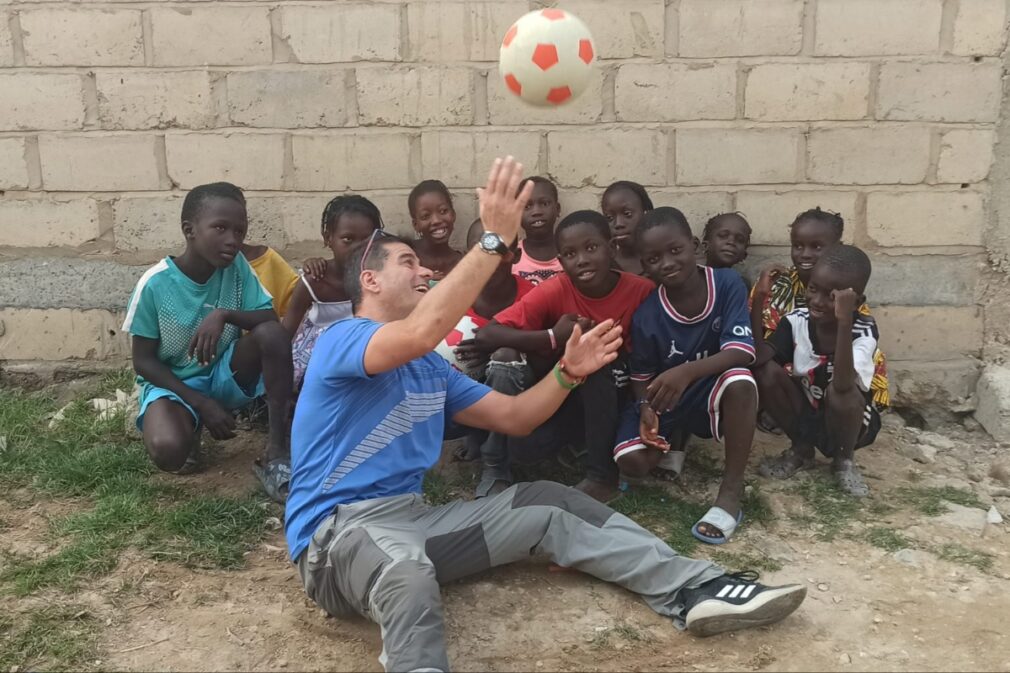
[612,485,708,556]
[710,550,783,573]
[0,387,276,596]
[791,474,862,541]
[933,543,994,573]
[893,486,985,516]
[864,527,913,552]
[741,483,775,528]
[93,368,136,399]
[0,605,99,671]
[590,622,651,649]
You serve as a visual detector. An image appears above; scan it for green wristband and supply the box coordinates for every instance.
[553,363,581,390]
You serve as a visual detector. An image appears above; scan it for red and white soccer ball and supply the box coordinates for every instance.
[499,8,596,107]
[435,315,480,372]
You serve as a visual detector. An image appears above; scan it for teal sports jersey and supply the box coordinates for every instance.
[122,253,273,382]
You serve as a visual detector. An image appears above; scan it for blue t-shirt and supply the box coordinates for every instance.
[285,318,492,562]
[122,254,273,382]
[630,266,755,384]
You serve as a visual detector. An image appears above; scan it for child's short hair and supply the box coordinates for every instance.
[408,180,454,218]
[635,206,691,246]
[320,195,383,237]
[791,207,844,239]
[555,210,610,243]
[602,180,654,211]
[518,175,558,200]
[181,182,245,223]
[703,212,752,240]
[818,244,872,292]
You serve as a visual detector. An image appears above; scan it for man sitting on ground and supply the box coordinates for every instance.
[285,157,807,673]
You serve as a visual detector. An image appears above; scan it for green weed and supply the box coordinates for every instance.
[710,550,783,573]
[0,605,99,671]
[791,474,862,541]
[933,543,994,573]
[864,527,913,552]
[0,387,276,595]
[893,486,984,516]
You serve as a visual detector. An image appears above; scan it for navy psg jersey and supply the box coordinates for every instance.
[629,266,755,383]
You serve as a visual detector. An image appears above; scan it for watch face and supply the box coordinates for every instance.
[481,232,503,252]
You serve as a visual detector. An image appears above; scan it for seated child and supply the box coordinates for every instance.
[613,207,757,545]
[513,176,564,284]
[283,195,382,389]
[750,208,888,426]
[755,245,881,498]
[240,243,300,318]
[479,210,654,503]
[701,212,751,273]
[122,182,293,502]
[601,180,654,275]
[409,179,463,281]
[435,219,537,496]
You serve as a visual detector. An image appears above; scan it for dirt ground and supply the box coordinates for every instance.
[5,416,1010,672]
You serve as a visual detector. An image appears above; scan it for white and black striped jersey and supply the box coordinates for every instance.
[770,308,879,408]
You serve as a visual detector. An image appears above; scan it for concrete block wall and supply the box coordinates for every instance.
[0,0,1007,415]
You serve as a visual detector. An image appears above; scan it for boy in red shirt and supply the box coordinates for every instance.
[478,211,654,502]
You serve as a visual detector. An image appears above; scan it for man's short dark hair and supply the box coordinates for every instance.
[817,243,872,293]
[344,233,410,312]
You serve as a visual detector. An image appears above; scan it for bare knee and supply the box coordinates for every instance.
[721,379,757,411]
[616,450,658,478]
[250,320,289,355]
[144,429,194,472]
[490,347,522,363]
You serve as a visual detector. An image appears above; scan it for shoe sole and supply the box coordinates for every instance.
[686,585,807,637]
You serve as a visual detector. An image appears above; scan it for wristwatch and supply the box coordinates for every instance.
[478,232,510,256]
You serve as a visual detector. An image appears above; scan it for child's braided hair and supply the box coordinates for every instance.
[320,195,383,238]
[790,207,844,239]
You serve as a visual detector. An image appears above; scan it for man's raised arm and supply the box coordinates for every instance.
[364,157,535,375]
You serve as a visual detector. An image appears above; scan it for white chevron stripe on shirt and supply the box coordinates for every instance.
[321,390,447,491]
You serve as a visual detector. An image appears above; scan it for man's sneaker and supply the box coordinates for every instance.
[682,571,806,637]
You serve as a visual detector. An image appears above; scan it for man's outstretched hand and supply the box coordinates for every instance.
[561,319,623,379]
[477,156,534,247]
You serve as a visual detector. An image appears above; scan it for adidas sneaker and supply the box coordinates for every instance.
[682,571,807,637]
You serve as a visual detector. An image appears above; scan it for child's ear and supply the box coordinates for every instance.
[181,220,195,240]
[692,236,701,253]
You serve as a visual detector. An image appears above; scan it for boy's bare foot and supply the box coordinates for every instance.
[758,446,815,479]
[575,478,622,504]
[832,459,869,498]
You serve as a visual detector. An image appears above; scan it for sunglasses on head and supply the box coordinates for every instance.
[359,228,393,272]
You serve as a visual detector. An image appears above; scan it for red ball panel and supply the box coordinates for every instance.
[579,39,594,64]
[546,86,572,104]
[540,8,567,20]
[531,43,559,71]
[502,23,518,48]
[504,73,522,95]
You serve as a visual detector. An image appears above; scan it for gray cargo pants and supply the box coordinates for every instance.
[296,480,722,672]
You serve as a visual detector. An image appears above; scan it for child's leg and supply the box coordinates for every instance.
[823,383,870,497]
[229,321,294,464]
[142,399,199,472]
[474,348,532,497]
[695,379,756,540]
[754,360,815,477]
[574,361,624,502]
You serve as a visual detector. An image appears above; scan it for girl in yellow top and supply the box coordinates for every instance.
[241,244,300,318]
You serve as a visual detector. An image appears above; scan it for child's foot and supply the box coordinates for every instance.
[254,454,291,504]
[693,490,743,543]
[758,447,815,479]
[832,459,869,498]
[575,478,622,504]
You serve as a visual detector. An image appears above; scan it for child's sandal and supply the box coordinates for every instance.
[758,450,814,479]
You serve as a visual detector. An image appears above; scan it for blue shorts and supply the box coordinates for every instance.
[613,368,755,462]
[136,340,264,430]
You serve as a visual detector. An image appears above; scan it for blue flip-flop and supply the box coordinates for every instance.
[691,506,744,545]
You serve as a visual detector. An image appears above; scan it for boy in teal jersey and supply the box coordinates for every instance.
[123,182,294,502]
